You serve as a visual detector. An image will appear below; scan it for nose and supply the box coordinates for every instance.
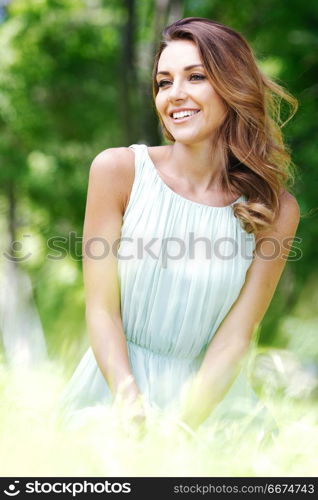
[168,78,187,101]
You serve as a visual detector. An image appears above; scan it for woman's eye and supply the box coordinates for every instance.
[158,80,170,88]
[190,74,206,81]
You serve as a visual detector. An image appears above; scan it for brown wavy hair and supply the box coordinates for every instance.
[151,17,298,234]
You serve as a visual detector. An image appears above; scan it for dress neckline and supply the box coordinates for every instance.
[143,145,244,209]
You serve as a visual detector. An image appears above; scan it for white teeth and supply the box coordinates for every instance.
[172,110,199,119]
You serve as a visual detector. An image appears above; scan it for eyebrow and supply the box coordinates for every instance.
[156,64,204,77]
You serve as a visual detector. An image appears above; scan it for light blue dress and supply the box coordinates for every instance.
[60,143,276,432]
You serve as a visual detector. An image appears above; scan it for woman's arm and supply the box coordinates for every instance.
[82,147,140,404]
[179,190,301,429]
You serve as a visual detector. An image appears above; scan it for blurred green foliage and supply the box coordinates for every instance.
[0,0,317,369]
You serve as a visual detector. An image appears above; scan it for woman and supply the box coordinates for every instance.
[60,18,300,435]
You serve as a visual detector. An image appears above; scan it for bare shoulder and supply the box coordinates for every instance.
[256,189,300,242]
[89,146,135,212]
[277,189,300,228]
[90,146,134,178]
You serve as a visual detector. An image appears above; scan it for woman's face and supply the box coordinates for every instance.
[155,40,227,146]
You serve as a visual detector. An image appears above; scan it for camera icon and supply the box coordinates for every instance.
[4,481,20,496]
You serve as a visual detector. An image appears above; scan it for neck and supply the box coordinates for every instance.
[167,139,227,193]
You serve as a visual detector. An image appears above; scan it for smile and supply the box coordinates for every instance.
[170,110,201,123]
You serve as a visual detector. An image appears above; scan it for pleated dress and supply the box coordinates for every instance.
[60,143,275,431]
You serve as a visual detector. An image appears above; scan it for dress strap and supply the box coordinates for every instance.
[128,143,147,175]
[123,144,149,221]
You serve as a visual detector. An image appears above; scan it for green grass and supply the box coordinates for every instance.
[0,359,317,477]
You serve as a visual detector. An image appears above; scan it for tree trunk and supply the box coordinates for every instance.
[118,0,140,145]
[137,0,184,146]
[0,181,47,367]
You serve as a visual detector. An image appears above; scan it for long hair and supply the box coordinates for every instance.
[151,17,298,234]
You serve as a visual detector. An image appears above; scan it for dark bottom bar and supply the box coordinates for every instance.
[0,477,317,498]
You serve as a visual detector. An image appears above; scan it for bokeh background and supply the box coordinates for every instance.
[0,0,317,476]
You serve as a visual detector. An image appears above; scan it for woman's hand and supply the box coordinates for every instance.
[177,376,206,431]
[125,393,149,432]
[113,380,150,438]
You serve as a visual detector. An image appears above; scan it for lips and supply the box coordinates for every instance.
[169,108,200,117]
[170,110,201,123]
